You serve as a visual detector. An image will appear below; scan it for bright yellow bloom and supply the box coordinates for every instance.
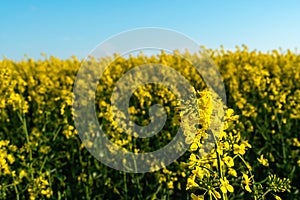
[190,142,198,151]
[7,154,15,164]
[292,138,300,147]
[192,166,206,179]
[220,177,234,194]
[186,176,199,190]
[233,144,245,155]
[41,188,53,198]
[282,118,287,124]
[167,181,174,189]
[19,169,27,178]
[242,173,253,193]
[189,153,198,163]
[233,141,251,155]
[257,154,269,166]
[223,156,234,167]
[228,168,237,177]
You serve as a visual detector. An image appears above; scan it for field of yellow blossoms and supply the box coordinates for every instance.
[0,46,299,199]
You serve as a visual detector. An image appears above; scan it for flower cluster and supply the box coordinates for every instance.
[0,47,298,199]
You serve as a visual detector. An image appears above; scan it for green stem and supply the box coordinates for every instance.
[211,131,223,178]
[211,130,227,200]
[17,112,33,180]
[275,114,286,164]
[211,190,219,200]
[254,176,269,185]
[238,154,253,177]
[151,185,162,200]
[123,172,128,200]
[209,190,213,200]
[261,189,272,199]
[52,125,62,142]
[198,165,217,175]
[131,140,142,199]
[39,157,48,174]
[12,176,20,200]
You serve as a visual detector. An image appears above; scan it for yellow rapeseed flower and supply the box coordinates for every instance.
[228,168,237,177]
[257,154,269,166]
[186,176,199,190]
[220,177,234,194]
[223,156,234,167]
[242,173,253,193]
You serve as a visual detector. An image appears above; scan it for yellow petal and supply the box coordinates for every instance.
[190,143,198,151]
[227,185,234,193]
[245,184,252,193]
[220,185,227,194]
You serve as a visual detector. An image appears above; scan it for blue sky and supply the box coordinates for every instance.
[1,0,300,60]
